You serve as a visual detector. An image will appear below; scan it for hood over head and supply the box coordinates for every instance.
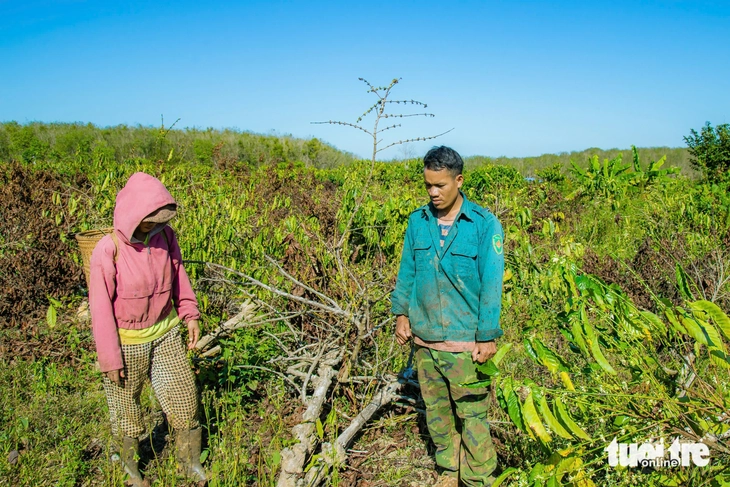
[114,172,177,242]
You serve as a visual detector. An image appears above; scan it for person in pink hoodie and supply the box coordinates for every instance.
[89,172,207,486]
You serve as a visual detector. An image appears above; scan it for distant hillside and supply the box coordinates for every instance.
[466,146,695,178]
[0,122,695,178]
[0,121,355,169]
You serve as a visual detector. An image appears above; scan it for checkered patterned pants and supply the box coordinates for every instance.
[103,327,199,438]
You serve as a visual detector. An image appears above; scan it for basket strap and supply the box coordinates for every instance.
[161,226,170,248]
[162,226,173,274]
[108,227,169,265]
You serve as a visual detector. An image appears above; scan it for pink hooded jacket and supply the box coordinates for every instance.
[89,172,200,372]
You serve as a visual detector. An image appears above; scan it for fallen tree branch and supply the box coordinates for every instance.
[276,350,342,487]
[193,300,258,352]
[303,375,404,487]
[205,262,350,318]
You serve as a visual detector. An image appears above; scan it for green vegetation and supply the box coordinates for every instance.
[1,122,729,486]
[0,120,354,170]
[466,146,695,179]
[684,122,730,182]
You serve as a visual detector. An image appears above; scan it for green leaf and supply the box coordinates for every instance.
[570,320,590,356]
[537,394,572,439]
[46,304,57,329]
[532,338,565,374]
[665,308,687,335]
[709,348,730,369]
[676,263,694,301]
[199,448,210,464]
[582,322,616,375]
[640,310,666,336]
[523,338,539,363]
[632,145,641,172]
[523,391,552,443]
[682,316,707,345]
[507,389,526,433]
[528,463,546,483]
[695,318,724,349]
[315,418,324,440]
[613,415,630,428]
[555,455,582,481]
[559,371,575,391]
[491,467,518,487]
[691,300,730,342]
[475,359,500,377]
[554,398,591,441]
[491,342,513,366]
[303,453,321,473]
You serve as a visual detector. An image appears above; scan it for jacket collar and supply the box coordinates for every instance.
[420,191,475,256]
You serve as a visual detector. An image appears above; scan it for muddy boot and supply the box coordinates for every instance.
[176,427,208,484]
[120,437,150,487]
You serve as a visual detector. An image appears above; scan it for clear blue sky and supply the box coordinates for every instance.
[1,0,728,159]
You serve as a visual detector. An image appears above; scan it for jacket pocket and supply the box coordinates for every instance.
[413,237,433,270]
[451,242,478,278]
[115,284,155,323]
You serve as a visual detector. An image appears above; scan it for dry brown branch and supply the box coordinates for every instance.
[310,120,372,136]
[200,345,221,358]
[193,300,258,352]
[301,343,327,402]
[236,364,301,391]
[303,376,404,486]
[264,254,342,311]
[276,350,343,487]
[375,128,455,154]
[205,262,348,317]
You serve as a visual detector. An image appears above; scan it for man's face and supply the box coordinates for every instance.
[424,168,463,211]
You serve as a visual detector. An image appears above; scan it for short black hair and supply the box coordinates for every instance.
[423,146,464,176]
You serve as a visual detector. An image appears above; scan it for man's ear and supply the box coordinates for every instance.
[456,173,464,188]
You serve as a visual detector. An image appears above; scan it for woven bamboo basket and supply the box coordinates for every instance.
[75,227,114,286]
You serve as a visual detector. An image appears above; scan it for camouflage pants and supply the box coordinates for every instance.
[103,327,199,438]
[416,346,497,486]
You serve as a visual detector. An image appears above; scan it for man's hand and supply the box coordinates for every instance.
[105,368,125,386]
[472,341,497,364]
[187,319,201,350]
[395,315,412,346]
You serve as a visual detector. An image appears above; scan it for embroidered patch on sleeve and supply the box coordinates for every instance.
[492,234,503,254]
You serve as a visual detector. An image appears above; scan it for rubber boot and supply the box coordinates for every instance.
[120,437,150,487]
[176,427,208,484]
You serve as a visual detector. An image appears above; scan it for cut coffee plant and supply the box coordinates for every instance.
[199,78,450,486]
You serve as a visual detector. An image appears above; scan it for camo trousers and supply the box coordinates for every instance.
[102,327,199,438]
[416,346,497,486]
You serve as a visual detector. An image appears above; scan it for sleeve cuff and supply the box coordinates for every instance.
[391,303,409,316]
[476,327,503,341]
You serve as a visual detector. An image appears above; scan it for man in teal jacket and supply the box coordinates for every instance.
[392,146,504,487]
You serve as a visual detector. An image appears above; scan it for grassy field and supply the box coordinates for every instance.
[1,123,729,486]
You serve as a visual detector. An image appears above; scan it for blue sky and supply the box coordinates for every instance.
[1,0,728,158]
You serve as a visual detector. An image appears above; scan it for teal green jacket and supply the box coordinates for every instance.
[391,193,505,342]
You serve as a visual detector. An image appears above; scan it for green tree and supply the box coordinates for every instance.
[684,122,730,181]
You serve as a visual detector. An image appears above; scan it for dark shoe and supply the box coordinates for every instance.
[120,436,150,487]
[176,427,208,484]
